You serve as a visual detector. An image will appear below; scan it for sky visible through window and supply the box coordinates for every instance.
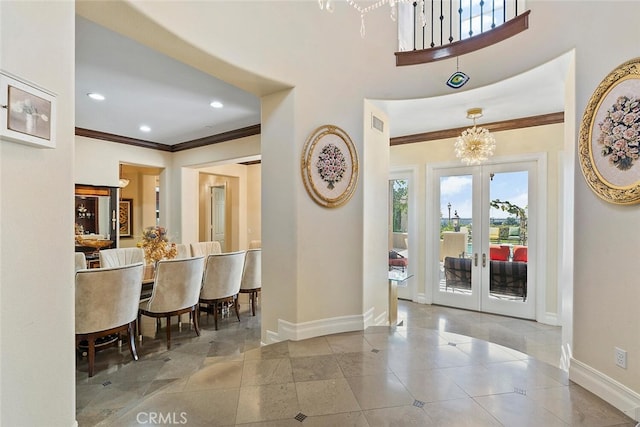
[440,171,528,223]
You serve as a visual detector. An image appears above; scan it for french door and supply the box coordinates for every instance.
[431,160,537,319]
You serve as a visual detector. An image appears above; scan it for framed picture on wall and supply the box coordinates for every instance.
[579,57,640,204]
[301,124,359,208]
[119,199,133,237]
[0,71,56,149]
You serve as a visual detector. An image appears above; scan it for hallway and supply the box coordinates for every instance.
[75,300,634,426]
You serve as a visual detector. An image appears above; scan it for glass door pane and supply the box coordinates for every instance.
[433,170,480,311]
[480,163,535,319]
[389,177,412,300]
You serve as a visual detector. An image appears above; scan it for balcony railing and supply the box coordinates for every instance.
[396,0,529,66]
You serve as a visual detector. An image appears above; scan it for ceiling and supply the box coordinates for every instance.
[75,16,569,148]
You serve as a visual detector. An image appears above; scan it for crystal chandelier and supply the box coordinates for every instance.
[454,108,496,165]
[318,0,424,38]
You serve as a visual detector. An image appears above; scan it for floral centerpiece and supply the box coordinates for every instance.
[137,225,177,265]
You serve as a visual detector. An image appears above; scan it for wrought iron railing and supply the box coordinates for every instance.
[396,0,529,65]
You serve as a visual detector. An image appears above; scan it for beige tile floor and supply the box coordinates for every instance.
[76,300,636,426]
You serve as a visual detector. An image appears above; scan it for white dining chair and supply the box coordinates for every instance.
[199,250,246,330]
[240,249,261,316]
[99,247,144,268]
[138,256,204,349]
[75,262,144,377]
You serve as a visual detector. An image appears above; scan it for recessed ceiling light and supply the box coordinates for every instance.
[139,125,151,132]
[87,92,105,101]
[210,101,224,109]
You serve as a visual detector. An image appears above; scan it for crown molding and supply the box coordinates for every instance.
[77,112,562,152]
[171,125,261,152]
[75,124,261,153]
[75,127,172,151]
[390,112,564,146]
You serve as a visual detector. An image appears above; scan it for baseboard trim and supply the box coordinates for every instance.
[538,311,559,326]
[374,310,388,326]
[266,307,377,343]
[415,293,428,304]
[569,357,640,421]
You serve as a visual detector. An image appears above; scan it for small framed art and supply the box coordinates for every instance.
[119,199,133,238]
[0,71,56,149]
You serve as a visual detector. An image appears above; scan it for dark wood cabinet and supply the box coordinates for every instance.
[75,185,118,256]
[75,196,98,235]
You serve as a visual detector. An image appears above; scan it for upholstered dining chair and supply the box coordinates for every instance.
[99,247,144,268]
[75,252,87,271]
[240,248,261,316]
[138,256,204,349]
[190,241,222,257]
[75,262,144,377]
[174,243,191,259]
[199,250,246,330]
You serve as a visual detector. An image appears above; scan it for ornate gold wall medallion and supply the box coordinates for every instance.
[579,57,640,204]
[301,125,358,208]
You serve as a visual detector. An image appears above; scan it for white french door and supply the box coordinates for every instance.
[430,160,538,319]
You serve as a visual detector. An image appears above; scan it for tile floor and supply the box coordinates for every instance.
[76,300,636,426]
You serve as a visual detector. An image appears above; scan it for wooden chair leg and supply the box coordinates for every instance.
[251,291,256,316]
[87,335,96,378]
[213,302,218,330]
[127,322,139,361]
[166,315,171,349]
[193,305,201,337]
[234,296,240,322]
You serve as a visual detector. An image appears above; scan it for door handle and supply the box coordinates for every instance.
[482,253,487,267]
[474,253,478,267]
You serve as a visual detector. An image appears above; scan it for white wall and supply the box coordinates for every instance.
[0,2,76,426]
[246,164,262,248]
[75,136,170,188]
[363,102,392,325]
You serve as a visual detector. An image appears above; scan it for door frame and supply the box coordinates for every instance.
[426,153,548,321]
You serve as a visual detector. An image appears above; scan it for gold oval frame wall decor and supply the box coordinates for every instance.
[579,57,640,204]
[301,124,359,208]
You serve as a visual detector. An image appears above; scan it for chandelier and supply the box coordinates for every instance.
[318,0,423,38]
[454,108,496,165]
[119,164,130,188]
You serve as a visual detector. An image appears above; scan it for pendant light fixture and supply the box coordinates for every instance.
[118,163,130,188]
[454,108,496,165]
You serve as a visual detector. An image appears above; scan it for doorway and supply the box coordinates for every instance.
[210,184,226,250]
[389,168,416,300]
[431,159,538,319]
